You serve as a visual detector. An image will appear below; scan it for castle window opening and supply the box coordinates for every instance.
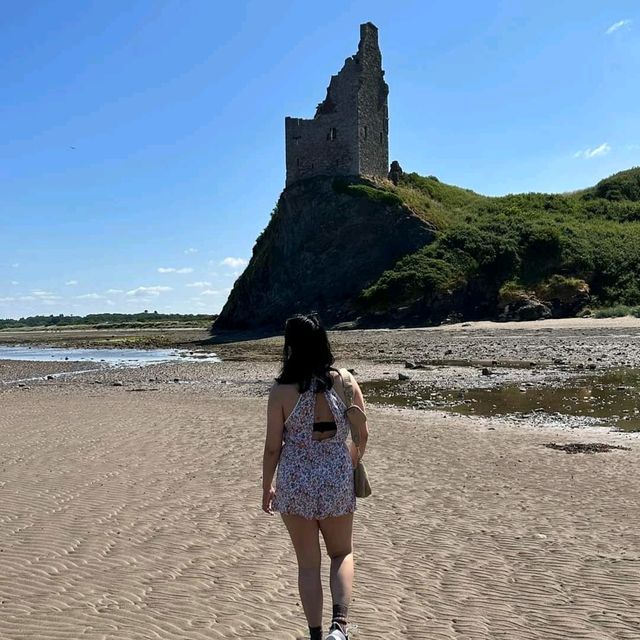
[328,127,337,141]
[363,126,368,140]
[379,131,383,143]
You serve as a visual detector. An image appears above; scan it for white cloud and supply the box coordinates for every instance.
[65,280,78,286]
[32,290,61,300]
[199,287,232,297]
[106,288,124,294]
[606,19,631,35]
[221,257,247,270]
[574,143,611,159]
[10,281,19,286]
[76,293,105,299]
[126,285,172,298]
[0,296,16,302]
[158,267,194,274]
[184,248,198,254]
[186,281,212,288]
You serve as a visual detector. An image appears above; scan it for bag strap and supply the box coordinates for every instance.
[338,367,355,407]
[338,368,360,446]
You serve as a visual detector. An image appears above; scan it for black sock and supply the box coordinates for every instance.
[309,626,322,640]
[332,603,348,627]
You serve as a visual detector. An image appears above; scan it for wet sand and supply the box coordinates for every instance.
[1,320,640,638]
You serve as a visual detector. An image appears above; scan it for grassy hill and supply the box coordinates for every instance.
[355,167,640,322]
[214,167,640,330]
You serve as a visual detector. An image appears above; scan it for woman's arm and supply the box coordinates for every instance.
[262,384,284,514]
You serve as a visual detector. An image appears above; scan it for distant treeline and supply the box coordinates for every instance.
[0,312,217,330]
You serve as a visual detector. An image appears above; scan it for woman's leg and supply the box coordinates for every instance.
[281,514,323,629]
[318,513,354,628]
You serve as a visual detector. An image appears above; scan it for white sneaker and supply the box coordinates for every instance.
[325,622,348,640]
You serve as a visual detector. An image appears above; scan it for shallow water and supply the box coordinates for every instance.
[0,345,220,366]
[361,369,640,432]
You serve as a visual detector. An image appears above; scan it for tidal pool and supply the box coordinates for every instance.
[0,345,220,366]
[361,369,640,432]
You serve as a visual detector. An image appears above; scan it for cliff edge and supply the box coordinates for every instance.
[214,177,435,330]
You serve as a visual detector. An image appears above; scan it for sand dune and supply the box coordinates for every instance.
[1,384,639,639]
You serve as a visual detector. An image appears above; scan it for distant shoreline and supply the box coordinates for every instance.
[2,315,640,354]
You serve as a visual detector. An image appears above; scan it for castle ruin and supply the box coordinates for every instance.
[285,22,389,186]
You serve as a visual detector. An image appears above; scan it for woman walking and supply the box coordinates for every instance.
[262,314,368,640]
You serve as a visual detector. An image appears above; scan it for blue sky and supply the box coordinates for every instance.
[1,0,638,319]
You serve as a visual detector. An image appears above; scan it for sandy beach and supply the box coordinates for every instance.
[1,320,640,639]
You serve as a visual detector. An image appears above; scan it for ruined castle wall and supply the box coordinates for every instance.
[285,22,389,187]
[356,24,389,177]
[285,58,360,186]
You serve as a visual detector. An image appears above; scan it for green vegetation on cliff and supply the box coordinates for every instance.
[358,167,640,321]
[215,167,640,330]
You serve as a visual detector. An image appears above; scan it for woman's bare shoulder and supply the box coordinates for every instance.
[269,381,298,400]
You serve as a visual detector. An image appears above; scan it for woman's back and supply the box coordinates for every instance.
[273,376,355,520]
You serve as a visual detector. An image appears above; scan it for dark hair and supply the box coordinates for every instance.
[276,314,335,393]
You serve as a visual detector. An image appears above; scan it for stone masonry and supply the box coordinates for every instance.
[285,22,389,186]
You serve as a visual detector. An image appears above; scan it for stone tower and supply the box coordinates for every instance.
[285,22,389,186]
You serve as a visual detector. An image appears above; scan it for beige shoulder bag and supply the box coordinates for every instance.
[338,368,372,499]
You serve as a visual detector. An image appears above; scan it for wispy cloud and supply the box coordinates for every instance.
[32,290,61,300]
[106,288,124,294]
[0,296,16,302]
[126,285,172,298]
[606,19,631,35]
[187,281,212,288]
[627,144,640,151]
[574,142,611,159]
[184,248,198,254]
[11,263,19,268]
[158,267,194,274]
[76,293,105,299]
[65,280,78,286]
[10,281,19,286]
[199,287,232,296]
[221,257,247,270]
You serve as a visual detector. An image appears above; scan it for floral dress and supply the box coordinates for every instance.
[273,381,356,520]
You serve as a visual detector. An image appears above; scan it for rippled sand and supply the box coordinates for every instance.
[1,377,639,639]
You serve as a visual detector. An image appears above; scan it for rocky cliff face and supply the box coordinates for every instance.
[214,177,435,330]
